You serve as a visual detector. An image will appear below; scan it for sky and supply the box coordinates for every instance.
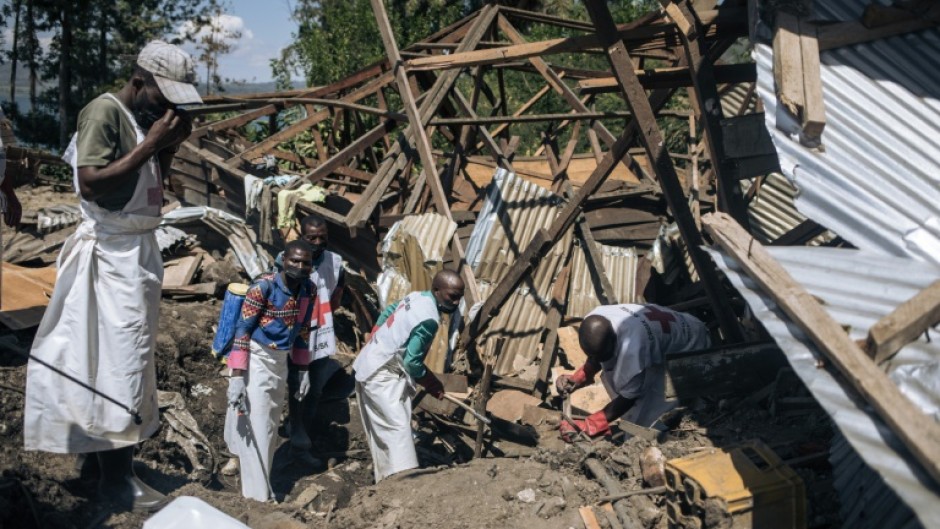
[177,0,300,83]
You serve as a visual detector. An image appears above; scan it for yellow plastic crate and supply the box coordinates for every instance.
[665,440,806,529]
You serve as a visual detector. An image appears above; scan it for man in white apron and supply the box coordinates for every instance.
[23,41,200,512]
[555,304,711,441]
[224,239,317,502]
[286,214,344,466]
[352,270,464,483]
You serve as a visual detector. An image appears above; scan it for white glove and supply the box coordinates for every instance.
[227,376,247,411]
[294,369,310,401]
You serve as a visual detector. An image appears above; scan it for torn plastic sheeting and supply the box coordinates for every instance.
[161,206,271,279]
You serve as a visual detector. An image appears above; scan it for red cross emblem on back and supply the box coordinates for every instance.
[644,306,676,333]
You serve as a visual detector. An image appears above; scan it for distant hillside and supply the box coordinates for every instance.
[0,62,306,109]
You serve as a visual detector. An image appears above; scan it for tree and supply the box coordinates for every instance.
[1,0,206,148]
[180,0,243,96]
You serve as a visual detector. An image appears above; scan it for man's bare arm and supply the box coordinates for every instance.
[77,110,189,201]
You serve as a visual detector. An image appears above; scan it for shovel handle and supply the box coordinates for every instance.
[442,393,492,425]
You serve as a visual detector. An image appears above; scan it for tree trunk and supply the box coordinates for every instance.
[9,0,21,105]
[59,8,73,149]
[26,0,37,109]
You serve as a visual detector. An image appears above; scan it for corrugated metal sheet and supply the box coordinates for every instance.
[376,212,456,372]
[567,243,639,318]
[719,82,760,117]
[830,430,921,529]
[709,245,940,527]
[464,169,573,376]
[742,172,835,245]
[753,2,940,266]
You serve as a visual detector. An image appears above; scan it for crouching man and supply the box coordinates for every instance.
[224,240,317,501]
[352,270,464,483]
[556,304,710,441]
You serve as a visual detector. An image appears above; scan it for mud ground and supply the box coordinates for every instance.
[0,185,842,529]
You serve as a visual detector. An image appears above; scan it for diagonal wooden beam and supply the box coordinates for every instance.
[346,4,499,228]
[584,0,743,342]
[370,0,481,306]
[864,280,940,364]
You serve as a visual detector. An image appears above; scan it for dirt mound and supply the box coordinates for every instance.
[329,457,604,529]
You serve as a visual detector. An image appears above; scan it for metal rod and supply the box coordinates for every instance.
[7,348,141,424]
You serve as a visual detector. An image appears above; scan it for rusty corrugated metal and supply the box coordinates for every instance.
[376,212,456,372]
[567,243,639,318]
[465,169,573,377]
[742,173,835,245]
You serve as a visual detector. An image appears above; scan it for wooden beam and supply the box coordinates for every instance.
[304,120,397,185]
[370,0,481,306]
[577,63,756,93]
[664,1,750,228]
[817,5,940,50]
[431,109,689,126]
[407,18,681,72]
[864,280,940,364]
[773,13,804,123]
[798,18,825,141]
[703,211,940,485]
[587,0,743,342]
[346,5,498,230]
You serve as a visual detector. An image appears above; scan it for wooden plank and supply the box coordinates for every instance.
[587,0,743,342]
[162,253,203,289]
[162,282,217,298]
[702,211,940,485]
[579,506,604,529]
[305,120,397,185]
[430,109,687,126]
[535,261,572,397]
[817,6,940,50]
[799,18,826,141]
[577,63,756,93]
[864,280,940,364]
[0,263,57,330]
[406,19,677,71]
[773,12,804,120]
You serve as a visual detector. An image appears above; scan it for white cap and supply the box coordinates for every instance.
[137,40,203,105]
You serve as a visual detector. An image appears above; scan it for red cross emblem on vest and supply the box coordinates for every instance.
[645,306,676,333]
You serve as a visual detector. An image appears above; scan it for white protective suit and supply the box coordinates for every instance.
[591,304,710,427]
[352,291,439,482]
[224,341,287,501]
[24,94,164,453]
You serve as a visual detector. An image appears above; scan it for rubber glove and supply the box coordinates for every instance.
[555,361,600,395]
[416,371,444,399]
[560,410,612,443]
[294,369,311,401]
[227,376,247,412]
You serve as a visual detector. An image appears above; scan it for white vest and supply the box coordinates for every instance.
[592,304,710,399]
[309,250,343,360]
[353,291,439,382]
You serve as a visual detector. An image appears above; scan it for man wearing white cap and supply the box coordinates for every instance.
[24,40,201,513]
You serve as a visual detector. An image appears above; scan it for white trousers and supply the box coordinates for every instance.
[604,364,677,428]
[224,341,287,501]
[355,359,417,483]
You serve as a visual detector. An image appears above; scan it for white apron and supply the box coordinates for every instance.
[224,341,287,501]
[309,250,342,361]
[355,356,418,483]
[24,94,164,453]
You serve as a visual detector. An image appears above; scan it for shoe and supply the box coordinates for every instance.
[289,447,325,470]
[97,446,168,513]
[221,458,240,476]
